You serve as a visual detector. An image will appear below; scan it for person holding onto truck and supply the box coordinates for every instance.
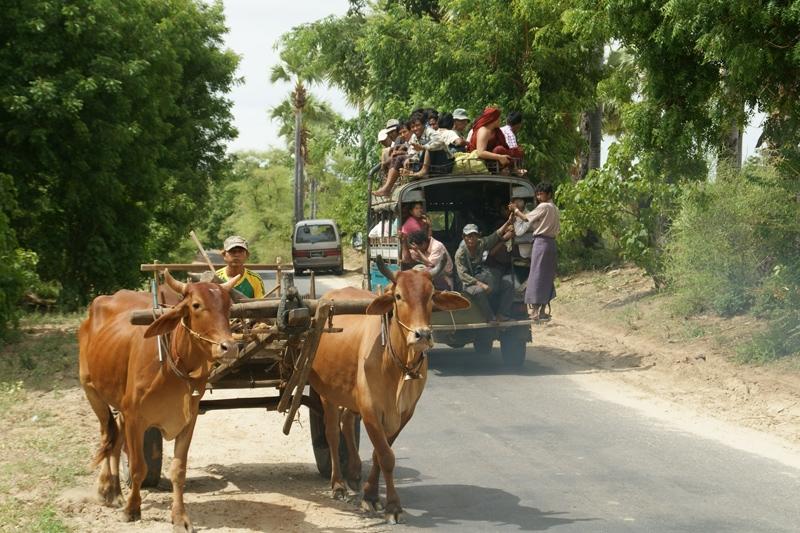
[215,235,265,299]
[407,229,454,290]
[510,182,560,321]
[455,222,515,323]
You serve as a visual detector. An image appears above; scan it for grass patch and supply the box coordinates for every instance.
[0,312,90,532]
[736,312,800,364]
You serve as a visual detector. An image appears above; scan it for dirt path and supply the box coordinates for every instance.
[61,389,390,532]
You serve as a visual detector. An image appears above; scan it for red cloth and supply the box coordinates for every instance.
[467,107,503,151]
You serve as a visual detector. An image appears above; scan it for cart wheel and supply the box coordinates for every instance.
[472,332,493,354]
[500,330,527,368]
[121,427,163,488]
[309,389,361,479]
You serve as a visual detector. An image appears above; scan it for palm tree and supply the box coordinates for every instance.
[270,56,321,223]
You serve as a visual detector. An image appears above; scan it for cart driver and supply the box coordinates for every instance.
[215,235,266,299]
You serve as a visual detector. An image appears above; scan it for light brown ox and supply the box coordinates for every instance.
[78,270,239,532]
[309,259,470,523]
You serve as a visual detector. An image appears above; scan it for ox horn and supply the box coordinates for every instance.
[219,274,241,292]
[375,255,396,284]
[429,255,446,279]
[162,269,187,295]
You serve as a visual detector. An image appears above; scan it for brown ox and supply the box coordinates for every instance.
[309,259,470,523]
[78,270,239,532]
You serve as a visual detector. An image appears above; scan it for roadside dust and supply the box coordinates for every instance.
[62,389,390,532]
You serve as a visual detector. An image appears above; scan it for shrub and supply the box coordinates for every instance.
[666,163,800,318]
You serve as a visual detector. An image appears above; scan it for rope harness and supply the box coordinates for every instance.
[153,306,221,396]
[382,302,428,381]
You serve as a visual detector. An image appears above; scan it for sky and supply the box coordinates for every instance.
[221,0,354,153]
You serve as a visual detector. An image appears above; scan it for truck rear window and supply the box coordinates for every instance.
[296,225,337,244]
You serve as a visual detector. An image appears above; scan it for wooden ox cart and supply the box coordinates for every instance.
[125,262,370,487]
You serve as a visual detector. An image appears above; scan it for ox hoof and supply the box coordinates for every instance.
[121,508,141,522]
[332,486,348,501]
[173,521,194,533]
[361,497,384,515]
[385,501,404,524]
[385,513,402,525]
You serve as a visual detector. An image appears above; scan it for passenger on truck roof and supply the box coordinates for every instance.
[499,111,526,172]
[455,222,515,323]
[373,121,413,197]
[436,113,467,154]
[452,108,470,136]
[401,112,448,179]
[216,235,265,299]
[407,229,454,290]
[425,108,439,130]
[467,106,513,172]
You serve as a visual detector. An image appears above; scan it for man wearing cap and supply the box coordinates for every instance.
[452,108,470,138]
[509,186,535,258]
[216,236,266,299]
[454,220,515,322]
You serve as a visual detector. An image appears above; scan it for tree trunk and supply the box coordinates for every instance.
[294,108,304,223]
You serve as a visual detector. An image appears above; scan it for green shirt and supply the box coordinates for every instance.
[454,232,500,287]
[215,267,265,299]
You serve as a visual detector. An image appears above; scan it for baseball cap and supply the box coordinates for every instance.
[462,223,480,236]
[511,186,533,199]
[453,108,469,120]
[385,118,400,129]
[378,129,390,142]
[223,235,248,252]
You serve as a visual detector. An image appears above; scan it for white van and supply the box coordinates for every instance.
[292,219,343,275]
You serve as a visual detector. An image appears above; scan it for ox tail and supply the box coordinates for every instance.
[92,407,120,468]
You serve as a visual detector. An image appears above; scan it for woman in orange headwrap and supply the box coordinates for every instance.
[467,107,513,170]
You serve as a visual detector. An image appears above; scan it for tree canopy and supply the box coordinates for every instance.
[0,0,238,306]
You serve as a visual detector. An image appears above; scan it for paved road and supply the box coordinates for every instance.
[355,347,800,532]
[255,270,361,298]
[254,273,800,531]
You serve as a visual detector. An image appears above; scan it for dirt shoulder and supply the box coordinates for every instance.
[536,266,800,449]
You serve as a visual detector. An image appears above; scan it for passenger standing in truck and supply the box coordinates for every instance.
[510,182,560,321]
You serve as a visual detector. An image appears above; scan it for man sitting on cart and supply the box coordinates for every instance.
[215,235,265,299]
[454,222,515,323]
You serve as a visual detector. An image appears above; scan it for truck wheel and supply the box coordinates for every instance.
[472,332,493,354]
[294,268,306,276]
[122,427,163,488]
[309,389,361,479]
[500,331,527,368]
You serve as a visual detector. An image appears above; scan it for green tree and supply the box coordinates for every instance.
[0,0,238,306]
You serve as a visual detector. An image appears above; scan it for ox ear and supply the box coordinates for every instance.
[143,298,189,338]
[432,290,471,312]
[366,292,395,315]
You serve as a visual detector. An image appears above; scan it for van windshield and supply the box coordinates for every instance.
[296,224,337,244]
